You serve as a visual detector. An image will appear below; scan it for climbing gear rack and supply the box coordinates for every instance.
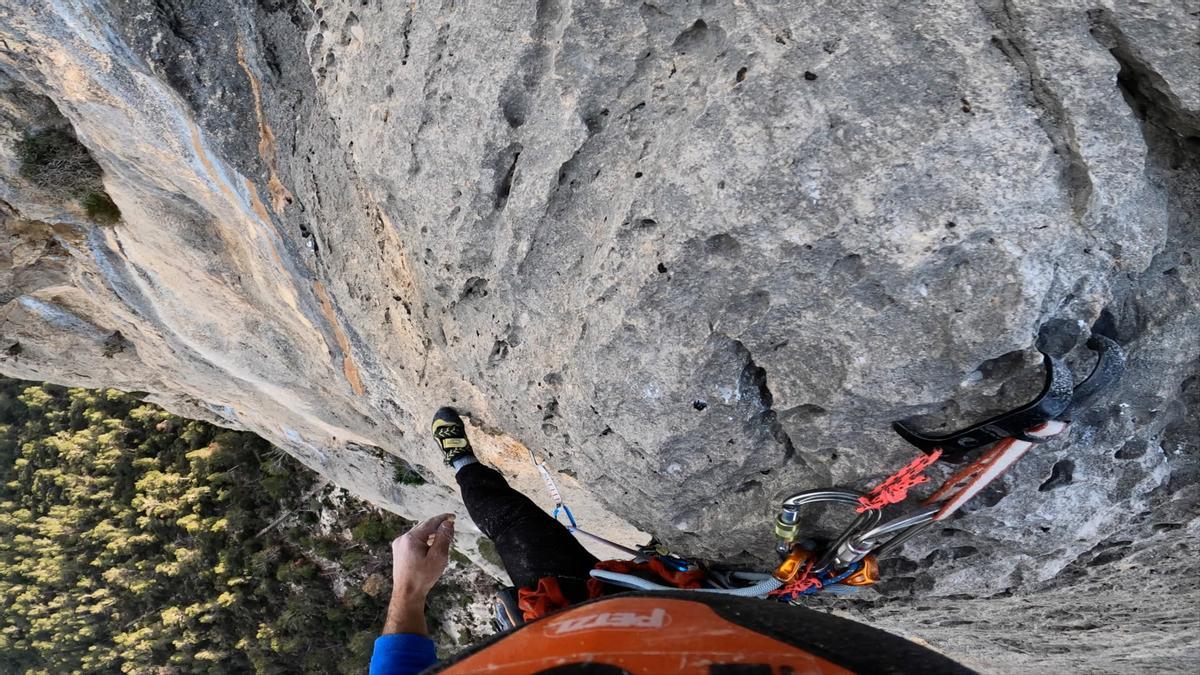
[523,335,1124,605]
[770,334,1125,602]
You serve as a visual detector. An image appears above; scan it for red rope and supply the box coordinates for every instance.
[857,449,943,512]
[768,560,822,597]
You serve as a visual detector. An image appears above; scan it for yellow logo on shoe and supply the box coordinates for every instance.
[433,423,461,439]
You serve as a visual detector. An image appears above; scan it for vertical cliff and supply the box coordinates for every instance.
[1,1,1196,669]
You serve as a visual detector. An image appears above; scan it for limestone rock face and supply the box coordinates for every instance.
[0,1,1196,669]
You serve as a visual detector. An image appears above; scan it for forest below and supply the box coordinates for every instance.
[0,379,494,674]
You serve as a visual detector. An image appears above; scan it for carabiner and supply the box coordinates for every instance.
[775,489,882,572]
[833,504,940,567]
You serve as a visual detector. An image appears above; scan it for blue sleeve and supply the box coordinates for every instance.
[369,633,438,675]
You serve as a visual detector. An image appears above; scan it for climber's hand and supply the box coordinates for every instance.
[394,514,455,597]
[383,513,455,635]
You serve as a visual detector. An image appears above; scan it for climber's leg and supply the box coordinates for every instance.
[432,406,597,593]
[455,462,599,592]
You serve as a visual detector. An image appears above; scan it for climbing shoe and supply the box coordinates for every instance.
[431,406,475,466]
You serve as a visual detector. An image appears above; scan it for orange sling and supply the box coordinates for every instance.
[517,557,707,621]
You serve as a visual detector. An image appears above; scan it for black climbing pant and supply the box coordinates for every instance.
[456,462,598,598]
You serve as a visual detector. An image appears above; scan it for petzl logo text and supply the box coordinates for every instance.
[545,608,671,636]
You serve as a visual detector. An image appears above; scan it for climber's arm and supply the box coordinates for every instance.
[369,514,455,675]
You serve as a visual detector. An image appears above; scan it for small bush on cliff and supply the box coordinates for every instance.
[15,126,102,196]
[393,461,427,485]
[15,126,121,223]
[82,190,122,224]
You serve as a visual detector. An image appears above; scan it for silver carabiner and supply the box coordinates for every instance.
[775,489,883,572]
[833,504,940,567]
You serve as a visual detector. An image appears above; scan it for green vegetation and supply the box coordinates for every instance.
[475,537,504,569]
[0,379,412,674]
[393,461,427,486]
[15,126,121,224]
[81,191,122,224]
[15,127,101,195]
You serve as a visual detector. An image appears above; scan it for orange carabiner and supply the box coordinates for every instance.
[773,545,816,582]
[843,554,879,586]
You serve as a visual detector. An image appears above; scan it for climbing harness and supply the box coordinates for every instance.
[524,448,777,604]
[499,451,728,629]
[770,334,1125,601]
[518,334,1124,612]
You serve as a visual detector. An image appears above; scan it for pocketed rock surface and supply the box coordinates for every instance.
[1,1,1196,670]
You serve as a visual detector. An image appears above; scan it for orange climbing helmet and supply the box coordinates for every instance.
[436,591,972,674]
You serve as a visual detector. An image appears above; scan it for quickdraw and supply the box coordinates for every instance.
[771,334,1125,601]
[529,448,692,570]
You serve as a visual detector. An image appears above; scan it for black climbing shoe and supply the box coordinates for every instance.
[431,407,474,465]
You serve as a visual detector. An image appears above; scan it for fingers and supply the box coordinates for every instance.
[428,516,454,564]
[407,513,454,542]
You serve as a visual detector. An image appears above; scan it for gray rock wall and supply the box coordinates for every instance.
[0,1,1196,670]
